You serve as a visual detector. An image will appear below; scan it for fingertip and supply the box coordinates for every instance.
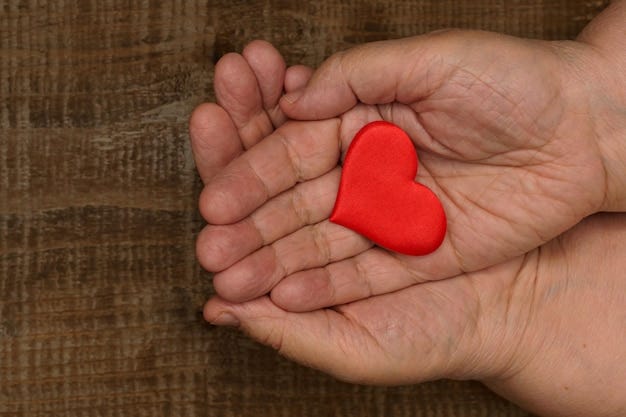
[211,273,242,303]
[271,270,331,312]
[211,246,277,303]
[214,53,250,100]
[242,40,285,74]
[203,297,240,327]
[196,226,220,272]
[242,39,287,112]
[202,298,218,322]
[188,102,230,143]
[242,39,275,53]
[188,102,214,131]
[214,52,246,77]
[214,52,264,124]
[269,283,302,311]
[196,221,263,273]
[285,65,314,92]
[198,184,238,225]
[189,103,243,183]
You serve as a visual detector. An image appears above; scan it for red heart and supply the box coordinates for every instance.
[330,121,446,256]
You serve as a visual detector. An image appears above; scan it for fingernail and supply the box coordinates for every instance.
[211,312,240,327]
[282,89,303,104]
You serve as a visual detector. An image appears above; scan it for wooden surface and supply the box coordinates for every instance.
[0,1,608,416]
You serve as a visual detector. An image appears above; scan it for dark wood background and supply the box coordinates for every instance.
[0,1,608,416]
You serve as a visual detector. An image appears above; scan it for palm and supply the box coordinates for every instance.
[376,38,606,279]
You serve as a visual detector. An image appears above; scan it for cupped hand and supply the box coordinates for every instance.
[195,25,625,312]
[204,212,626,417]
[192,6,626,416]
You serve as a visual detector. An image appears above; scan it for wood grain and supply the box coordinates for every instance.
[0,1,608,416]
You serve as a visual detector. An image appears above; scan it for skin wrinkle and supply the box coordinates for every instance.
[378,103,430,148]
[221,221,261,271]
[252,310,287,353]
[342,47,397,106]
[275,128,306,183]
[431,48,565,160]
[267,104,285,129]
[242,157,271,207]
[325,50,357,117]
[288,178,312,225]
[245,215,268,248]
[399,287,458,379]
[309,222,332,266]
[266,244,287,293]
[418,163,469,273]
[331,307,391,383]
[251,168,338,245]
[239,108,273,149]
[527,162,598,222]
[542,233,571,304]
[388,251,432,284]
[450,76,546,157]
[352,255,376,300]
[499,250,543,382]
[490,256,531,380]
[464,195,535,260]
[215,76,266,143]
[464,191,537,246]
[396,43,443,104]
[414,110,468,160]
[321,265,338,306]
[456,275,491,379]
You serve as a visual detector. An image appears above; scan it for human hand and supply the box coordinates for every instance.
[196,10,626,312]
[204,212,626,417]
[194,6,626,416]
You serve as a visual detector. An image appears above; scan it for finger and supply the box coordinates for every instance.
[214,52,273,149]
[285,65,314,92]
[242,40,287,127]
[196,168,341,272]
[271,248,412,312]
[203,280,478,384]
[190,43,287,183]
[203,295,381,383]
[280,33,459,120]
[199,119,341,225]
[189,103,243,183]
[212,220,372,302]
[271,233,467,312]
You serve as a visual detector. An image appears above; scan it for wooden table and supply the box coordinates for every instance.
[0,1,608,415]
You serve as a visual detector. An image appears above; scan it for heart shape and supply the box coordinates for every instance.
[330,121,446,256]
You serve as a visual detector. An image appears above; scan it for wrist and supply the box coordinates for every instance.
[575,0,626,212]
[555,40,626,212]
[581,51,626,212]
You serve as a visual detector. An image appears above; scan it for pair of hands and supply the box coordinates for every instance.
[192,3,626,416]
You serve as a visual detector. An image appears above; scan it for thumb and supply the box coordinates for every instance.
[203,284,487,385]
[203,295,383,383]
[279,32,460,120]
